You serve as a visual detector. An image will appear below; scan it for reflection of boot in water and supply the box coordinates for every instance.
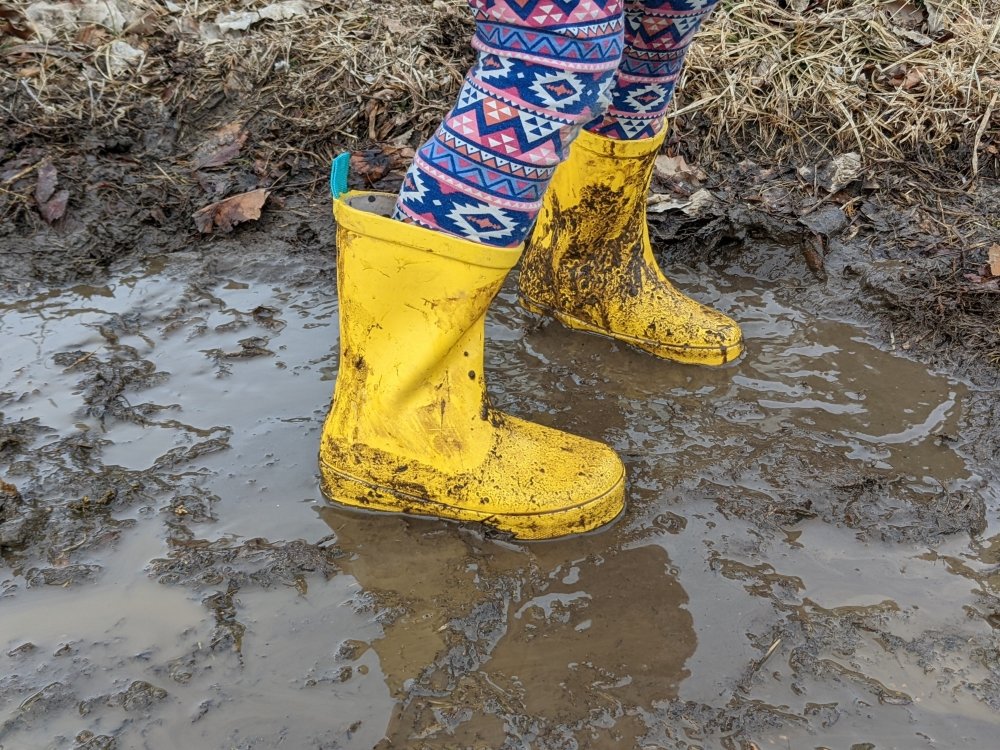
[319,506,695,748]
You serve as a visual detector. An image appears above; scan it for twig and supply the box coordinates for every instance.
[62,348,102,371]
[1,162,39,184]
[971,90,998,180]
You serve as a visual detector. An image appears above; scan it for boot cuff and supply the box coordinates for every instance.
[335,192,523,270]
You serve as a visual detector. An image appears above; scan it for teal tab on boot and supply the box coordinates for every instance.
[330,153,350,200]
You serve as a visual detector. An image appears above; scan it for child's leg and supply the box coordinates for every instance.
[586,0,720,140]
[393,1,625,247]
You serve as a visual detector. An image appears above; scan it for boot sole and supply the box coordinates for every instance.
[518,294,744,367]
[319,462,626,541]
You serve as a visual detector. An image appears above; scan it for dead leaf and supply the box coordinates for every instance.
[798,153,863,193]
[34,162,68,223]
[35,161,57,204]
[349,146,415,187]
[654,154,707,184]
[989,244,1000,277]
[39,190,69,223]
[889,66,925,91]
[0,7,32,39]
[902,67,925,90]
[801,234,828,281]
[884,0,925,26]
[647,189,717,217]
[215,0,319,33]
[892,25,934,47]
[193,189,269,234]
[350,151,390,185]
[647,194,690,214]
[193,122,247,169]
[96,39,145,76]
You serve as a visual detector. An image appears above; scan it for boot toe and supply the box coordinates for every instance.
[482,415,626,539]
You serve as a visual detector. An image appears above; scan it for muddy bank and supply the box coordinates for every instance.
[2,2,999,382]
[2,235,999,748]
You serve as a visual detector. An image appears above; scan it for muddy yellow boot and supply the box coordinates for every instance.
[519,127,744,366]
[319,173,625,541]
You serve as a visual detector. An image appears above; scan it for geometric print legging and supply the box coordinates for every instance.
[393,0,720,247]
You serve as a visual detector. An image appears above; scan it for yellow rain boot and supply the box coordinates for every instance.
[319,174,625,541]
[519,127,744,366]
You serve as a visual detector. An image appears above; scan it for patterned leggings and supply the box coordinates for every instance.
[394,0,720,247]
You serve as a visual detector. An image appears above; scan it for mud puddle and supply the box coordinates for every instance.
[1,246,998,749]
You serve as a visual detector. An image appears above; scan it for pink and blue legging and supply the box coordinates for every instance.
[394,0,720,247]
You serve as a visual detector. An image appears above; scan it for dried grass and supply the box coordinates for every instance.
[0,0,475,162]
[680,0,1000,172]
[2,0,996,173]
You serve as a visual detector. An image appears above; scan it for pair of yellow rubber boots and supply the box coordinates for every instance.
[320,129,743,540]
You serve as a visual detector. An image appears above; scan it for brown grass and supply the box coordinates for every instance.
[681,0,1000,173]
[2,0,997,173]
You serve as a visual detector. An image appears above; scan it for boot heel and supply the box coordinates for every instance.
[517,294,546,317]
[319,465,407,516]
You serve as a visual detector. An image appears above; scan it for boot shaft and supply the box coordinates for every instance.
[328,193,521,463]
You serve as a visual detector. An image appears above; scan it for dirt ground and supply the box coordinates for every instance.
[2,2,1000,749]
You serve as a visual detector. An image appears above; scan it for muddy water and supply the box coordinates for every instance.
[1,247,997,749]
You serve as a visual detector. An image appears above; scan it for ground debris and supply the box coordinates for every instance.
[78,679,168,715]
[797,153,863,194]
[0,680,76,733]
[192,188,269,234]
[25,563,103,587]
[192,122,248,170]
[72,731,117,749]
[149,536,340,589]
[33,161,69,223]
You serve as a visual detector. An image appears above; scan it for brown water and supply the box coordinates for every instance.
[1,249,997,749]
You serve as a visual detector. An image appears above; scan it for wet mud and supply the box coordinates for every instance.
[2,238,999,749]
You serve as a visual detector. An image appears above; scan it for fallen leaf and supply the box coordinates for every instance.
[989,244,1000,277]
[801,234,827,281]
[34,162,68,223]
[96,39,145,76]
[258,1,318,21]
[883,0,925,26]
[903,67,925,90]
[892,25,934,47]
[24,0,137,41]
[39,190,69,223]
[647,194,690,214]
[799,204,848,236]
[350,150,390,185]
[891,66,925,91]
[647,188,717,217]
[215,0,318,33]
[654,154,707,184]
[193,122,247,169]
[349,146,415,187]
[682,188,718,217]
[35,161,57,204]
[925,4,950,34]
[193,189,269,234]
[798,153,863,193]
[0,7,32,39]
[215,10,258,32]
